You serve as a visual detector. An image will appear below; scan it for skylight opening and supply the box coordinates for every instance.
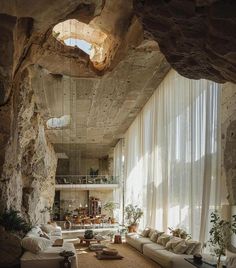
[47,115,70,129]
[53,19,109,70]
[64,38,92,55]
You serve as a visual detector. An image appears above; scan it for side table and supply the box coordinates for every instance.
[114,234,122,244]
[185,258,226,268]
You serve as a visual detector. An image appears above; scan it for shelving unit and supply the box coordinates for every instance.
[89,196,101,216]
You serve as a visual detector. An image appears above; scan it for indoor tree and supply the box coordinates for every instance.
[125,204,143,232]
[208,211,236,267]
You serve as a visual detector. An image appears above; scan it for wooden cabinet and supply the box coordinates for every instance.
[89,197,101,216]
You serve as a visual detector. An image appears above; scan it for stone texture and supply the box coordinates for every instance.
[221,82,236,205]
[0,71,57,223]
[0,0,235,221]
[32,40,170,158]
[134,0,236,83]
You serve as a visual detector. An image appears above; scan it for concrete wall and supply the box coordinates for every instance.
[60,190,88,214]
[59,189,113,216]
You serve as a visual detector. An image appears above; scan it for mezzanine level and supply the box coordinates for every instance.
[55,175,119,190]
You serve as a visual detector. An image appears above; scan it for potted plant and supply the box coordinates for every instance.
[125,204,143,232]
[103,201,117,224]
[207,211,236,268]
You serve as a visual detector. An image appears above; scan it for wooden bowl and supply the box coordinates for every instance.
[102,248,118,256]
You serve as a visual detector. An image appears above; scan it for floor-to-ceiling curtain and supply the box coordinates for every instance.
[113,139,124,223]
[124,69,222,243]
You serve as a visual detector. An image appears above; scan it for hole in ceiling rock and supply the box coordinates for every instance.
[53,19,109,70]
[64,38,92,55]
[47,115,70,129]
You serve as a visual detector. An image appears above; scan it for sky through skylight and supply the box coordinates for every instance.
[64,38,92,55]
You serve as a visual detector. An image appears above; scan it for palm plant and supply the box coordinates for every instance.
[0,208,32,237]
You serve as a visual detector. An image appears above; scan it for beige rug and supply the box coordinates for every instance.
[76,242,161,268]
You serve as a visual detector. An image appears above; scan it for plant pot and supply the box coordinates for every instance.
[128,224,138,233]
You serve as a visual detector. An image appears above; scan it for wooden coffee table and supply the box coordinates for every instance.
[78,236,101,247]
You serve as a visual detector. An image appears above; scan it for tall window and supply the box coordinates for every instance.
[123,70,222,242]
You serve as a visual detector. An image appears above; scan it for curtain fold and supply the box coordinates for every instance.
[123,69,222,243]
[113,139,124,223]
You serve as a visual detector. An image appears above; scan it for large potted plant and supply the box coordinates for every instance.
[125,204,143,233]
[207,211,236,268]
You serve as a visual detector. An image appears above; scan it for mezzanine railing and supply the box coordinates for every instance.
[56,175,119,185]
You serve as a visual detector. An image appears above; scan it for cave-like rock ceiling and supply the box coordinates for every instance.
[0,0,235,157]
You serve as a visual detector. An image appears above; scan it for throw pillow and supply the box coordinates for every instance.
[26,226,43,237]
[165,237,183,250]
[173,240,189,254]
[150,231,159,242]
[40,231,50,240]
[40,224,55,234]
[191,242,201,255]
[21,236,52,254]
[141,227,151,237]
[148,229,155,238]
[157,234,171,246]
[185,240,201,255]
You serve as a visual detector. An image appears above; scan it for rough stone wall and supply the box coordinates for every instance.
[134,0,236,83]
[221,82,236,205]
[0,70,57,224]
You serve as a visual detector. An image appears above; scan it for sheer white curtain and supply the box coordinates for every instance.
[113,139,124,223]
[124,69,222,242]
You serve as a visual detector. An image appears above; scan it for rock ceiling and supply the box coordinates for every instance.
[0,0,235,158]
[32,40,169,158]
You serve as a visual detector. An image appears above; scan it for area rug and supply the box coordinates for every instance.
[76,243,161,268]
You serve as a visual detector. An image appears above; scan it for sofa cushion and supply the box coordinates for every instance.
[157,234,171,246]
[145,247,191,268]
[148,229,156,238]
[150,231,159,242]
[143,243,166,253]
[50,226,62,237]
[165,237,183,250]
[141,227,151,237]
[40,224,55,234]
[21,242,78,268]
[26,226,43,238]
[185,240,201,255]
[126,234,153,252]
[173,240,189,254]
[21,236,52,254]
[40,232,50,240]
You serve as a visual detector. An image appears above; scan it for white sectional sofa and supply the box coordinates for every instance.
[20,224,78,268]
[126,231,201,268]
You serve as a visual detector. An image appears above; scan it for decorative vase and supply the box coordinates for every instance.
[60,256,71,268]
[64,219,71,230]
[59,250,74,268]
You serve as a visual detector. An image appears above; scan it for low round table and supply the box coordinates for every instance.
[78,236,101,247]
